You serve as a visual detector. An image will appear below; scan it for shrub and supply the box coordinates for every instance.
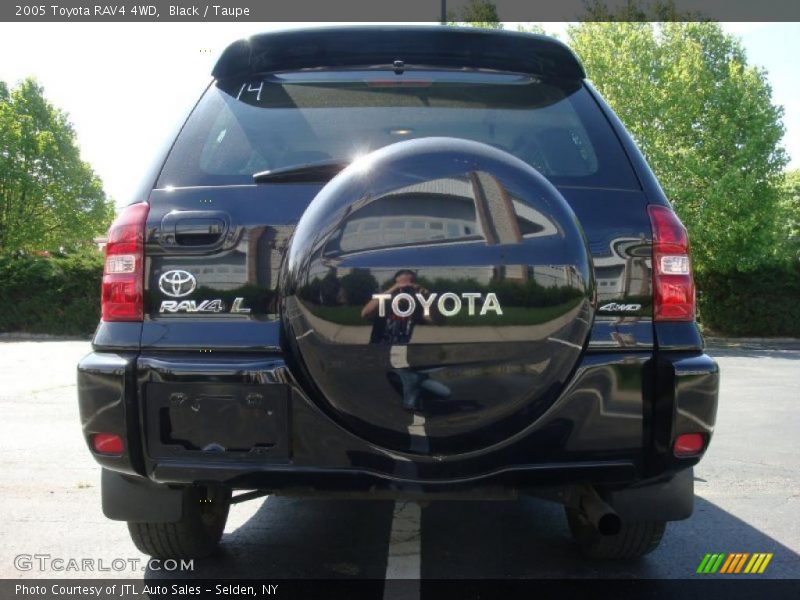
[2,251,798,338]
[696,261,800,337]
[0,251,103,336]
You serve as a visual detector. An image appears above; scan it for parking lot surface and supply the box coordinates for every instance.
[0,339,798,580]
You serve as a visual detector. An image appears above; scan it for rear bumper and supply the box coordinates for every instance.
[77,348,718,492]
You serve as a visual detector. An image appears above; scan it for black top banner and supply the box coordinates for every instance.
[2,0,800,22]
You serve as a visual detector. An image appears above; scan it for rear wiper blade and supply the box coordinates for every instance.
[252,159,351,183]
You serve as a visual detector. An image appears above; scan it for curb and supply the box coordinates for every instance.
[705,337,800,351]
[0,333,91,342]
[705,337,800,344]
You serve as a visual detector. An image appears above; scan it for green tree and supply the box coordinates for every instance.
[580,0,706,21]
[448,0,503,29]
[0,78,114,253]
[516,24,546,35]
[568,21,788,272]
[780,170,800,249]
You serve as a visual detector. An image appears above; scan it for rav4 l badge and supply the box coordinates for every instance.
[159,297,252,314]
[161,299,225,313]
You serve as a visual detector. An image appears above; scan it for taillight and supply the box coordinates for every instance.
[648,205,695,322]
[101,202,149,322]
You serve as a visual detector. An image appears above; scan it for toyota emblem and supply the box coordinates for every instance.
[158,270,197,298]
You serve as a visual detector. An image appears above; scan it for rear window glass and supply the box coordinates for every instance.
[157,71,640,190]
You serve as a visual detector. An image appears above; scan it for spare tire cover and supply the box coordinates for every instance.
[281,138,593,455]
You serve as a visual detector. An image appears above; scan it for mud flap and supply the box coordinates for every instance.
[606,467,694,522]
[101,468,183,522]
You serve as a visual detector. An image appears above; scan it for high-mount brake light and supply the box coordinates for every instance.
[648,205,696,322]
[101,202,149,322]
[365,80,433,88]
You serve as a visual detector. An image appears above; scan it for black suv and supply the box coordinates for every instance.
[78,26,719,560]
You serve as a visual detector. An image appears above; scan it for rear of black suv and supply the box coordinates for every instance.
[77,26,719,560]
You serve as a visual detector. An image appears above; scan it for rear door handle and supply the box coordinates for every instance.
[175,217,224,245]
[160,211,231,249]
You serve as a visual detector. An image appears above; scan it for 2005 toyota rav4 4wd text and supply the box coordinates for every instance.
[78,26,719,560]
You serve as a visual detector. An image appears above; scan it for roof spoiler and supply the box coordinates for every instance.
[212,26,586,81]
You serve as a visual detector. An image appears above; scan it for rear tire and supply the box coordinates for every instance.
[127,485,231,559]
[566,507,666,560]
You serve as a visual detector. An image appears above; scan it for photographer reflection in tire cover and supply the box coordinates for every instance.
[361,269,450,412]
[361,269,430,345]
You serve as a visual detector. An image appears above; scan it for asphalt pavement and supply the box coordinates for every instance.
[0,339,797,581]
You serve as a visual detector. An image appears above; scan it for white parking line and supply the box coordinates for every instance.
[386,345,423,594]
[383,500,422,599]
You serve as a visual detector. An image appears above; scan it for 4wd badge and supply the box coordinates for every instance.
[598,302,642,313]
